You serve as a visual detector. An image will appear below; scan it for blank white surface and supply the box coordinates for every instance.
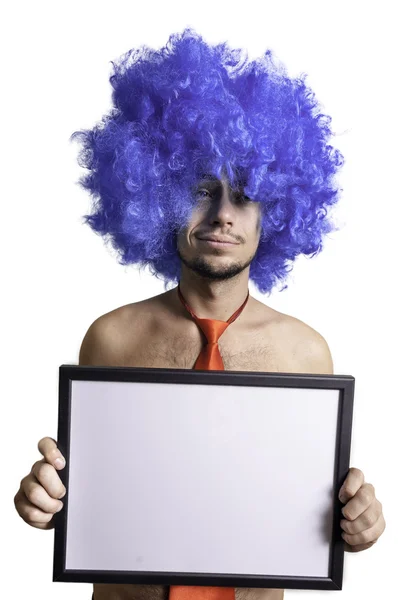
[66,380,340,578]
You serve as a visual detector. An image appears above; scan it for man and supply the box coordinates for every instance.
[14,29,385,600]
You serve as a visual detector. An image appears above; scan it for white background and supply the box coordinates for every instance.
[2,1,397,599]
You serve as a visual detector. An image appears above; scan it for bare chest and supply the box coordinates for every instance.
[121,325,290,373]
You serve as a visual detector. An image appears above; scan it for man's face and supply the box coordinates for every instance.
[176,176,262,281]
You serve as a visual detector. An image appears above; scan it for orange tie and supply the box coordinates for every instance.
[168,282,250,600]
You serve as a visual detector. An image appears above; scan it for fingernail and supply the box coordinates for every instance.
[55,457,65,469]
[56,502,63,512]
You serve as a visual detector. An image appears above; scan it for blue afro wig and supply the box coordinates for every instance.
[71,27,344,294]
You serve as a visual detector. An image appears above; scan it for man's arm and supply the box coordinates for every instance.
[79,312,125,367]
[286,318,334,375]
[294,322,386,553]
[301,329,334,374]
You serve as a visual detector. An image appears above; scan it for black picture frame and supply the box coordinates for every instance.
[53,365,354,591]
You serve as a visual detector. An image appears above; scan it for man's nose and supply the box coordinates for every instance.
[208,188,235,223]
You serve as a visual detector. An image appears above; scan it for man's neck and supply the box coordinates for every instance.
[176,277,251,322]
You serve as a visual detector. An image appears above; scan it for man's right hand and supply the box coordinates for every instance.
[14,437,67,530]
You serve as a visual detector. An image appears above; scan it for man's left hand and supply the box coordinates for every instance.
[339,467,386,552]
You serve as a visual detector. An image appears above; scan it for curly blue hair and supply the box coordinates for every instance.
[71,27,344,294]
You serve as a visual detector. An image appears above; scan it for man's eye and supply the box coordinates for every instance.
[195,190,251,203]
[196,189,211,198]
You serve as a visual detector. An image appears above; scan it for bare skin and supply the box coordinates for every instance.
[14,176,385,599]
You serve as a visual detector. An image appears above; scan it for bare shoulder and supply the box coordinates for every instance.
[78,297,157,366]
[262,305,334,374]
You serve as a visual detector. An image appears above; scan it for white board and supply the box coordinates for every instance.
[53,367,354,591]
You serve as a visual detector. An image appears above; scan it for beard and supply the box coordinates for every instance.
[177,245,256,281]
